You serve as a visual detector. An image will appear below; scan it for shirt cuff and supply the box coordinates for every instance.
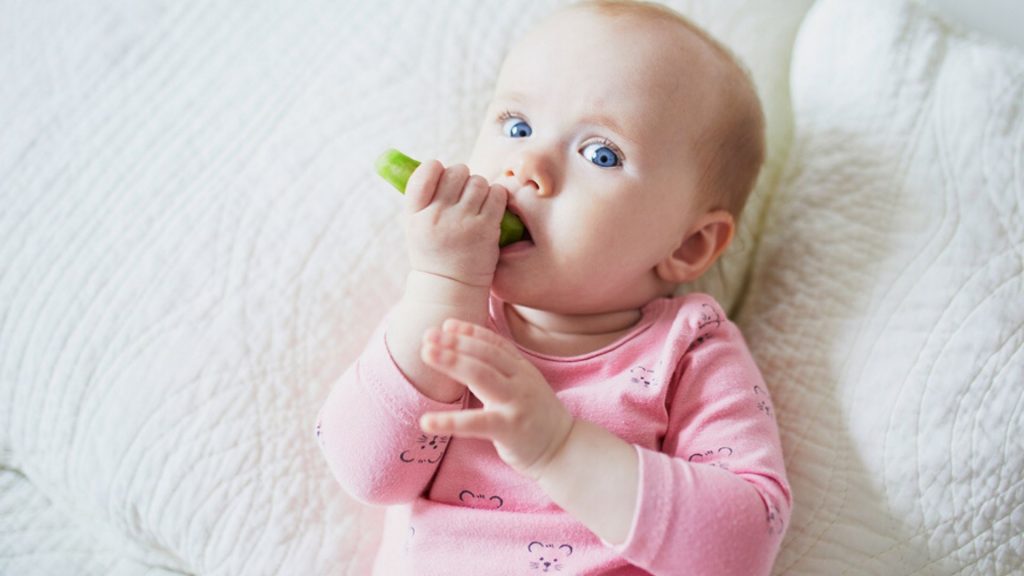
[601,445,671,564]
[359,324,466,420]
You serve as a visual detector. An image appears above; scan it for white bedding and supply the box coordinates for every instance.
[1,0,1020,574]
[741,0,1024,572]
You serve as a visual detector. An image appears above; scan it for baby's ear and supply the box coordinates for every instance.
[655,210,735,284]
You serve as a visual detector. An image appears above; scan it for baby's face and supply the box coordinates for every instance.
[469,8,722,314]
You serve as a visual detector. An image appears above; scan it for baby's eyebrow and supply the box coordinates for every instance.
[577,113,636,143]
[494,91,529,104]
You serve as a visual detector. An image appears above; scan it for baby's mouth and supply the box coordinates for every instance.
[500,225,534,254]
[504,203,535,246]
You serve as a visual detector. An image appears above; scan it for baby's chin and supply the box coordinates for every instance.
[490,266,579,313]
[490,267,540,307]
[489,272,612,316]
[492,264,675,316]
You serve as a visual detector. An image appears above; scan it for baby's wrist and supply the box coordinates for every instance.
[406,261,494,292]
[402,270,492,318]
[529,415,577,483]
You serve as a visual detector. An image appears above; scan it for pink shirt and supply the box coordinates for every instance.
[317,292,791,575]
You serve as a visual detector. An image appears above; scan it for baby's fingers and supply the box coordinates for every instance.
[423,325,518,378]
[480,183,508,217]
[421,340,511,405]
[404,159,444,213]
[460,175,491,214]
[433,164,471,206]
[420,409,504,440]
[443,318,521,361]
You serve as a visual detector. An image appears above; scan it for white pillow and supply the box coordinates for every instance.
[667,0,815,311]
[0,1,812,574]
[915,0,1024,51]
[739,0,1024,573]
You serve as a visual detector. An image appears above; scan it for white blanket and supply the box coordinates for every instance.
[1,0,1020,574]
[741,0,1024,573]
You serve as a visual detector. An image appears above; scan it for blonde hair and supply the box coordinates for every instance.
[574,0,766,217]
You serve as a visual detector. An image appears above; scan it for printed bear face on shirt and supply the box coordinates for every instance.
[698,303,722,330]
[688,446,735,469]
[459,490,504,509]
[630,366,656,387]
[754,385,774,417]
[399,434,449,464]
[767,504,785,536]
[528,541,573,572]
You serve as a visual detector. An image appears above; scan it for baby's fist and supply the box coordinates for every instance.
[402,161,509,288]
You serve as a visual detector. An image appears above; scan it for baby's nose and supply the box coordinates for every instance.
[505,179,542,198]
[503,169,546,197]
[504,152,553,197]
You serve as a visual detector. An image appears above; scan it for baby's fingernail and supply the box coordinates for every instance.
[442,319,459,332]
[422,344,453,365]
[421,344,434,359]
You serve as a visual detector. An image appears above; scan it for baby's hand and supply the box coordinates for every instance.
[418,319,575,480]
[403,161,509,288]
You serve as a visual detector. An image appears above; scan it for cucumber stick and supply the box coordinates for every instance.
[375,148,525,247]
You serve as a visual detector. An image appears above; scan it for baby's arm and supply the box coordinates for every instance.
[616,308,791,575]
[317,159,508,504]
[317,316,467,505]
[537,301,790,576]
[387,160,508,403]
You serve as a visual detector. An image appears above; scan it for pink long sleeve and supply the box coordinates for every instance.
[316,312,466,505]
[318,293,790,575]
[605,306,791,575]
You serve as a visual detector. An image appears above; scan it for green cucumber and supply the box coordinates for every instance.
[375,148,526,247]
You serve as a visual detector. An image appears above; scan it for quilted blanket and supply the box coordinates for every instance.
[1,0,1020,574]
[740,0,1024,573]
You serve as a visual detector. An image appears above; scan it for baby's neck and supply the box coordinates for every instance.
[504,303,643,357]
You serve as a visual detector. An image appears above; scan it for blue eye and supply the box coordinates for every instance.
[502,117,532,138]
[581,142,621,168]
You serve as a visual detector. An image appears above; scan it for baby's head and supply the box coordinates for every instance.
[470,0,765,314]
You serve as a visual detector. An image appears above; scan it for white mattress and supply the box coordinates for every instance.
[1,0,1020,574]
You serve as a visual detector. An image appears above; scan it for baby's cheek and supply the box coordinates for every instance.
[553,204,612,253]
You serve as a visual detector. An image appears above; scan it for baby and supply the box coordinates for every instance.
[317,1,791,574]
